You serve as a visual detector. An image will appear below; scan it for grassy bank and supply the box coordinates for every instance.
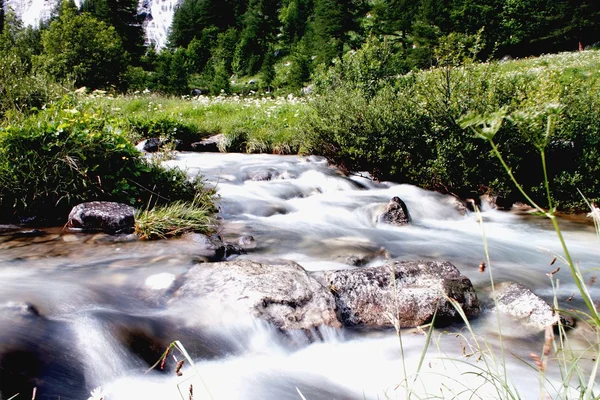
[83,93,309,154]
[0,95,216,228]
[2,48,599,220]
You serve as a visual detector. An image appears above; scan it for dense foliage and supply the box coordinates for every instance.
[2,0,600,96]
[0,96,207,223]
[303,40,600,210]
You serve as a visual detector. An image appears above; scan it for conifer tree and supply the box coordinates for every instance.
[233,0,280,75]
[79,0,145,63]
[260,46,276,91]
[279,0,312,46]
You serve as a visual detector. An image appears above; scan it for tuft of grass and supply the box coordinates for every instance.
[134,193,217,240]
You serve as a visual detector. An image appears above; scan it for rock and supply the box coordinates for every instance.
[136,137,163,153]
[492,282,560,330]
[243,167,279,181]
[86,233,139,244]
[377,196,410,225]
[331,248,389,267]
[238,235,257,250]
[171,260,341,330]
[67,201,136,234]
[182,233,245,261]
[190,134,225,152]
[313,260,480,328]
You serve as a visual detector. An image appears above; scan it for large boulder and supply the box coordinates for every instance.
[67,201,136,234]
[377,196,410,225]
[314,260,480,328]
[171,260,341,330]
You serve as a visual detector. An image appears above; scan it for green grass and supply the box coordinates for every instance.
[76,92,309,154]
[134,192,217,240]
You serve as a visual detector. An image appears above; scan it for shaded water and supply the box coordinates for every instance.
[1,153,599,399]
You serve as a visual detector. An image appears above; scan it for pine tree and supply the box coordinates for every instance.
[79,0,145,63]
[169,47,189,94]
[233,0,280,75]
[279,0,312,46]
[209,59,231,94]
[260,46,276,91]
[311,0,364,64]
[288,39,311,89]
[169,0,244,48]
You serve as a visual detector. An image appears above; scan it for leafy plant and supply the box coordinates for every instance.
[0,100,211,223]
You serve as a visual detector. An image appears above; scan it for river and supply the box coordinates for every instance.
[1,152,598,400]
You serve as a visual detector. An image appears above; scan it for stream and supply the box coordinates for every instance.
[1,152,599,400]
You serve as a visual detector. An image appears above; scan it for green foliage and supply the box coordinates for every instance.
[0,12,66,117]
[305,41,600,210]
[288,40,312,90]
[209,60,232,95]
[232,0,280,75]
[151,48,189,95]
[0,98,206,223]
[125,115,202,145]
[261,46,276,90]
[79,0,145,63]
[35,1,125,89]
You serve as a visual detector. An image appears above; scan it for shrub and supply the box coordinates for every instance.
[304,46,600,210]
[0,100,211,223]
[125,116,203,146]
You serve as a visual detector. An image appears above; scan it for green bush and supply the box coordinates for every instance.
[304,44,600,210]
[0,101,210,223]
[125,116,203,146]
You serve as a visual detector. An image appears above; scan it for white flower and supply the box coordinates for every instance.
[587,205,600,224]
[87,386,104,400]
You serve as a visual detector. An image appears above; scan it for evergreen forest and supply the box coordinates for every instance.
[1,0,600,96]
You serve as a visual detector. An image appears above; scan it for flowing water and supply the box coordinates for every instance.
[1,152,599,400]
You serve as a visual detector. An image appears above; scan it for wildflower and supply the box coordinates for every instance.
[87,386,104,400]
[586,204,600,224]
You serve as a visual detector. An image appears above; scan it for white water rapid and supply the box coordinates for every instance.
[1,152,599,400]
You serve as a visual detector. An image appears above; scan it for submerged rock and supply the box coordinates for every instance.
[171,260,341,330]
[182,233,245,261]
[314,260,480,328]
[67,201,136,234]
[377,196,410,225]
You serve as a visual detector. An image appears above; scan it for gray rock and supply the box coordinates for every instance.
[67,201,136,234]
[492,282,559,330]
[136,137,163,153]
[245,167,279,181]
[313,260,480,328]
[378,196,410,225]
[190,134,225,152]
[182,233,245,261]
[238,235,257,250]
[171,260,341,330]
[331,248,389,267]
